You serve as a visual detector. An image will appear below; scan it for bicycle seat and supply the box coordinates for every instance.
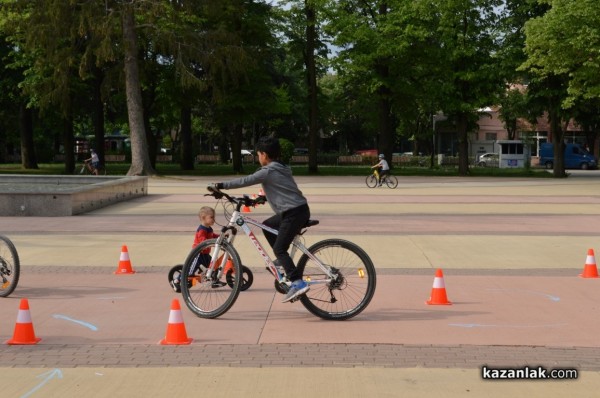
[304,219,319,228]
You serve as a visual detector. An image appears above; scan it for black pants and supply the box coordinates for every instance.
[263,204,310,282]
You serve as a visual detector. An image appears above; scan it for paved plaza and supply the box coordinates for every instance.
[1,173,600,397]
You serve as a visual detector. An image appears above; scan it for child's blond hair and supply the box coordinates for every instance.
[199,206,215,219]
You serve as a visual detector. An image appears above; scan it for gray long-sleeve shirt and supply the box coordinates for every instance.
[221,161,307,215]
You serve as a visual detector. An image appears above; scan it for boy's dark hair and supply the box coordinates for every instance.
[256,136,280,160]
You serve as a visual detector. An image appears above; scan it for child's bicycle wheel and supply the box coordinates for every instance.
[226,265,253,291]
[167,264,186,293]
[0,235,20,298]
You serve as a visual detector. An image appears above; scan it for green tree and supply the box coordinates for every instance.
[498,87,528,140]
[519,0,595,177]
[277,0,329,173]
[522,0,600,108]
[435,0,504,175]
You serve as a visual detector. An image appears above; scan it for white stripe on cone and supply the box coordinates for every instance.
[586,255,596,265]
[168,310,184,324]
[432,277,445,289]
[16,310,33,324]
[120,252,130,261]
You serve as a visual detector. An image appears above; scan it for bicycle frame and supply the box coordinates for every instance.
[206,208,335,287]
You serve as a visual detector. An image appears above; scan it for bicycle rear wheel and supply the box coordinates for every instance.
[298,239,376,320]
[0,235,20,298]
[180,239,242,318]
[385,175,398,188]
[365,174,378,188]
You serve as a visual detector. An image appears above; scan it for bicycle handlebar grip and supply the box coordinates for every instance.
[206,184,224,199]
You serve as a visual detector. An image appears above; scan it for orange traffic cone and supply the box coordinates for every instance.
[114,245,135,274]
[6,298,41,345]
[426,269,452,305]
[580,249,599,278]
[242,204,252,213]
[160,299,193,345]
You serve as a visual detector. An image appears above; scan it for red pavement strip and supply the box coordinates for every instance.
[2,268,600,369]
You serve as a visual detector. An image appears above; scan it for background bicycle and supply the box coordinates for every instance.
[0,235,20,297]
[180,190,376,320]
[365,170,398,188]
[77,160,106,175]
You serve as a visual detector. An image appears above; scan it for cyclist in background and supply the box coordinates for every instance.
[371,153,390,186]
[84,149,100,175]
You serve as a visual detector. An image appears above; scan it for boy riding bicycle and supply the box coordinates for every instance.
[208,136,311,303]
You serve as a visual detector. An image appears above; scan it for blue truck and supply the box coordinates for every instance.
[539,143,596,170]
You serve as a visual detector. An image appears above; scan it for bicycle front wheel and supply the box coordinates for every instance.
[385,175,398,189]
[0,235,20,298]
[298,239,376,320]
[180,239,242,319]
[365,174,378,188]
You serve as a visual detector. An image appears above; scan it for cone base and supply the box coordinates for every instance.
[114,269,136,275]
[6,337,41,345]
[426,300,452,305]
[579,273,599,278]
[160,338,193,345]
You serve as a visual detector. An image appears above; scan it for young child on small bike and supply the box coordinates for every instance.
[371,153,389,186]
[169,206,219,292]
[208,136,311,303]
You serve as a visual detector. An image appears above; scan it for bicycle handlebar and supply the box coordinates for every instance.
[205,186,267,210]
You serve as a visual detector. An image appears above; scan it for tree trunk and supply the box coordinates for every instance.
[92,70,105,165]
[63,115,75,174]
[549,109,566,178]
[457,112,470,176]
[305,1,319,174]
[180,104,194,170]
[122,6,156,176]
[377,87,393,162]
[231,123,243,173]
[19,104,38,169]
[218,127,229,163]
[144,108,157,169]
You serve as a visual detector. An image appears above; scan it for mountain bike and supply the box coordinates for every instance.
[366,170,398,188]
[180,190,377,320]
[0,235,20,297]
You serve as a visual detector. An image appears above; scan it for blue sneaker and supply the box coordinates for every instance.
[281,280,309,303]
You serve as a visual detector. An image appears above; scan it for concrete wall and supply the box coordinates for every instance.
[0,175,148,216]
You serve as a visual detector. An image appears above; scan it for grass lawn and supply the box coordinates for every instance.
[0,162,554,178]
